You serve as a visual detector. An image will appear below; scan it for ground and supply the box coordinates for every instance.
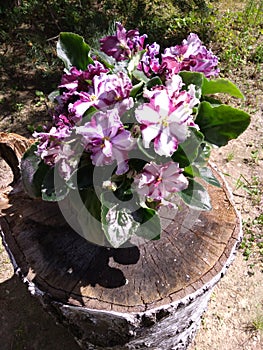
[188,67,263,349]
[0,16,263,350]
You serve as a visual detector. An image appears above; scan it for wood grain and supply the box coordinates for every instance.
[0,169,240,313]
[0,133,241,349]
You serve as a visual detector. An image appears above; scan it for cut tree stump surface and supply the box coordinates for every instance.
[0,133,242,349]
[0,162,240,314]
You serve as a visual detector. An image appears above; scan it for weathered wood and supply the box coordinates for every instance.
[0,133,242,349]
[0,132,33,184]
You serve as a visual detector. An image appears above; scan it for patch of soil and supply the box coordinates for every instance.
[0,268,80,350]
[188,63,263,349]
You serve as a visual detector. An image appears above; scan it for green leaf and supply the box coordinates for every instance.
[136,138,156,160]
[101,193,139,248]
[68,163,94,190]
[146,76,163,90]
[91,49,115,69]
[76,188,105,246]
[132,207,161,241]
[48,89,60,102]
[184,164,221,188]
[194,142,212,167]
[20,143,49,198]
[179,71,204,96]
[127,50,145,76]
[171,128,204,167]
[196,101,251,146]
[41,167,69,201]
[130,81,144,98]
[198,167,221,187]
[202,77,244,99]
[83,105,98,121]
[81,187,102,221]
[183,164,200,178]
[132,69,150,83]
[178,179,212,211]
[202,95,222,107]
[57,32,94,71]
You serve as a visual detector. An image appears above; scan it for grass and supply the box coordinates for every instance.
[211,0,263,71]
[246,309,263,335]
[251,315,263,331]
[240,215,263,261]
[235,174,262,205]
[226,152,234,162]
[1,1,262,76]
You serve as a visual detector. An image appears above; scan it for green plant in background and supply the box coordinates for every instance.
[235,175,262,205]
[246,308,263,334]
[240,214,263,261]
[211,0,263,70]
[1,1,262,73]
[0,0,217,47]
[251,314,263,332]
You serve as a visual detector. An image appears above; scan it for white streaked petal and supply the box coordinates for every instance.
[141,125,160,148]
[135,105,160,124]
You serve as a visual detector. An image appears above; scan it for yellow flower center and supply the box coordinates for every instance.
[101,136,110,148]
[160,116,169,127]
[90,94,97,101]
[177,55,184,63]
[115,95,122,101]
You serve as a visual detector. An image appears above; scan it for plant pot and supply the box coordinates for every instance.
[0,133,242,349]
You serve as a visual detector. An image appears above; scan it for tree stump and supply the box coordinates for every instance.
[0,133,241,350]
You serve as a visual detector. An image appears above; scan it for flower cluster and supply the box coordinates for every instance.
[22,22,250,247]
[135,75,199,157]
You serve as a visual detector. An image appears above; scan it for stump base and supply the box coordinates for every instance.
[0,134,242,350]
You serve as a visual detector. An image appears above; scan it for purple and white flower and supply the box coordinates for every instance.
[33,125,72,166]
[69,71,134,119]
[162,33,219,78]
[100,22,147,61]
[138,42,160,76]
[134,161,188,205]
[135,75,199,157]
[59,61,109,91]
[76,110,135,175]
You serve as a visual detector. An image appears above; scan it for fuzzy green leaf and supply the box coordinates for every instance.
[132,207,161,241]
[178,179,212,211]
[136,138,156,160]
[130,81,144,98]
[147,76,163,90]
[57,32,94,71]
[183,164,200,178]
[196,101,251,146]
[20,143,49,198]
[132,69,150,83]
[171,128,204,167]
[91,49,115,69]
[179,71,204,96]
[48,89,60,102]
[202,77,244,98]
[199,167,221,187]
[83,106,98,121]
[127,50,145,76]
[101,193,139,248]
[41,167,69,201]
[76,188,105,246]
[194,143,212,167]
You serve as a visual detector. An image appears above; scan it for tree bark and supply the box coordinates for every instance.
[0,133,242,349]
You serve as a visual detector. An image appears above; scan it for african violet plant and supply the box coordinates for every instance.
[21,23,250,248]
